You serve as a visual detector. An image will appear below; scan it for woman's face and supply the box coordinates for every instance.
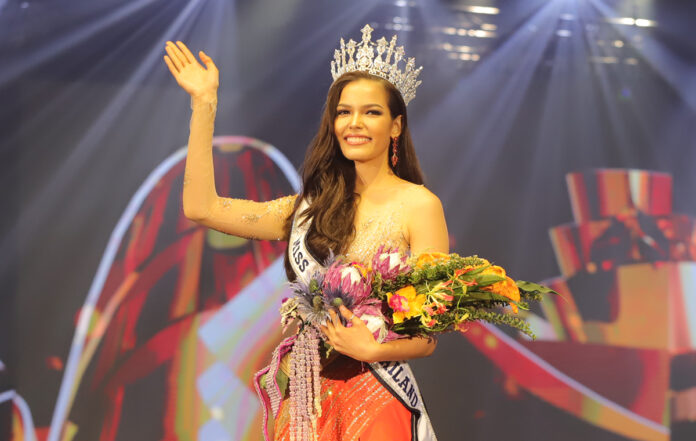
[334,79,402,166]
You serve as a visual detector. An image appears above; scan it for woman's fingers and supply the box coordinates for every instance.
[339,305,365,328]
[329,309,344,328]
[175,40,196,64]
[165,44,184,70]
[164,40,219,98]
[163,55,178,75]
[338,305,356,322]
[168,41,189,66]
[200,51,217,70]
[321,322,335,343]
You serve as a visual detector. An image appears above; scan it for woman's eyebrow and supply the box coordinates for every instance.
[336,103,385,109]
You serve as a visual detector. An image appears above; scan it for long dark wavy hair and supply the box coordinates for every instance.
[283,71,425,281]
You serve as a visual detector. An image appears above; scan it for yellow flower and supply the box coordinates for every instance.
[387,285,427,324]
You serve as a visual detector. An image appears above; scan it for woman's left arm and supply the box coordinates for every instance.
[321,188,450,363]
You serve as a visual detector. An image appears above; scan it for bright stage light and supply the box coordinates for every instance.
[590,56,619,64]
[449,4,500,15]
[635,19,657,27]
[468,29,496,38]
[464,6,499,15]
[606,17,657,28]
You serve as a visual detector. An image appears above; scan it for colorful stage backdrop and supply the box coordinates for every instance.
[2,1,696,441]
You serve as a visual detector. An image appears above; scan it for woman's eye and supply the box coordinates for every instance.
[367,110,382,115]
[337,109,349,115]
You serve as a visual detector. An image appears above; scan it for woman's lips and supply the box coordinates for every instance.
[344,136,372,145]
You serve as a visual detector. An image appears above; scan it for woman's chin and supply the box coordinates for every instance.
[340,148,385,164]
[344,154,375,164]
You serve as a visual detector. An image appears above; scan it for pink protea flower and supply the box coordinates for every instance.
[322,260,373,308]
[371,245,410,281]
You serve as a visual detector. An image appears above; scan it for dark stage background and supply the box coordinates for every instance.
[1,0,696,440]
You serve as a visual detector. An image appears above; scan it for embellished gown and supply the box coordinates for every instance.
[272,196,438,441]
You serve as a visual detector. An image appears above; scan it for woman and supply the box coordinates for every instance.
[164,25,448,441]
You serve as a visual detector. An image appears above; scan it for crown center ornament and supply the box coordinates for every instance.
[330,24,422,106]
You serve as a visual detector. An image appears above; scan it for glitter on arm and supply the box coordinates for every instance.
[192,194,298,241]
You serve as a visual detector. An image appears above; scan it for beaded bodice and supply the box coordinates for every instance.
[343,200,410,265]
[289,197,410,268]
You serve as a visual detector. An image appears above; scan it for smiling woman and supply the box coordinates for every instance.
[334,78,402,167]
[164,24,447,441]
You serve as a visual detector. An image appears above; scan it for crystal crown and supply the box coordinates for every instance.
[330,24,422,106]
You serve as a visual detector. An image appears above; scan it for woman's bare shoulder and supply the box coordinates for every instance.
[395,181,443,210]
[390,180,448,253]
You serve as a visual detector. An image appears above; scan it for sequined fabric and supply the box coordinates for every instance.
[344,200,409,264]
[274,356,412,441]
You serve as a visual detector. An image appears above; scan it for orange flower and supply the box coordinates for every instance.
[481,265,506,277]
[414,251,450,268]
[481,266,520,313]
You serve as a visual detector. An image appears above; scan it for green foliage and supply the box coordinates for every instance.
[467,309,535,339]
[517,280,561,303]
[516,280,559,295]
[472,274,506,287]
[457,290,509,303]
[368,255,556,340]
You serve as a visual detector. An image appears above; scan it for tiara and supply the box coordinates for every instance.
[330,24,422,105]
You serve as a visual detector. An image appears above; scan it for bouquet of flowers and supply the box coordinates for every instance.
[281,247,557,342]
[257,247,557,441]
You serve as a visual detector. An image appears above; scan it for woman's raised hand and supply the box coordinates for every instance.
[163,41,219,99]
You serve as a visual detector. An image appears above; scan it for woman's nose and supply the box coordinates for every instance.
[349,112,363,128]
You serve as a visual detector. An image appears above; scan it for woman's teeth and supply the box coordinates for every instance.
[345,136,371,145]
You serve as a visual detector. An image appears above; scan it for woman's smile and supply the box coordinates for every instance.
[334,78,401,165]
[344,135,372,145]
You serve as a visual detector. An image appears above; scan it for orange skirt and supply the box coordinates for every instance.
[274,356,412,441]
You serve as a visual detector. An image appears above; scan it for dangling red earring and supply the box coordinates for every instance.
[391,137,399,167]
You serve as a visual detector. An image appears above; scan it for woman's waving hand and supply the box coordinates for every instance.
[164,41,219,100]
